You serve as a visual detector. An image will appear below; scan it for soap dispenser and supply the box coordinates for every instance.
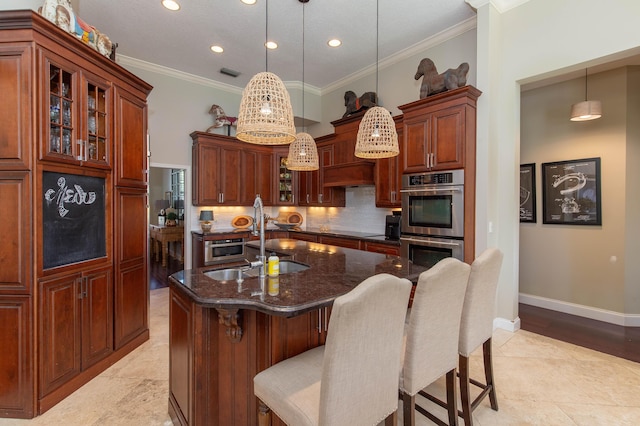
[267,252,280,277]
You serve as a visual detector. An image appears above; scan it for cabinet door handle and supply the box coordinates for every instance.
[306,194,310,204]
[391,191,396,203]
[319,193,323,204]
[318,309,322,334]
[431,153,436,168]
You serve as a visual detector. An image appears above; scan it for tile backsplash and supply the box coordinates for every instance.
[190,186,396,235]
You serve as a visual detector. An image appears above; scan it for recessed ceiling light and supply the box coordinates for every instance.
[210,45,224,53]
[328,39,342,48]
[161,0,180,11]
[265,41,278,50]
[241,0,257,5]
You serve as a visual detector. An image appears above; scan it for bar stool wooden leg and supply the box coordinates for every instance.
[385,410,398,426]
[459,354,473,426]
[258,399,271,426]
[445,369,459,426]
[402,392,415,426]
[483,339,498,411]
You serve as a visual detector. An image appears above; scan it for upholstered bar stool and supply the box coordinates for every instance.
[400,258,470,426]
[253,273,412,426]
[458,248,504,426]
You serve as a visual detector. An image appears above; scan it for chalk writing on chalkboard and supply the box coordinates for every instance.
[43,172,106,269]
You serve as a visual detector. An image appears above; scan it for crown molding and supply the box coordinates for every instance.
[321,16,477,95]
[465,0,531,13]
[116,55,244,95]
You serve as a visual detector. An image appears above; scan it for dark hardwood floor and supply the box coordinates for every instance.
[519,303,640,364]
[150,255,183,290]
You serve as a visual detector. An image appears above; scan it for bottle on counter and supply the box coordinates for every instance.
[267,252,280,277]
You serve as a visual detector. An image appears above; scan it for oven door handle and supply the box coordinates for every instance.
[399,187,462,193]
[207,241,245,248]
[400,237,463,247]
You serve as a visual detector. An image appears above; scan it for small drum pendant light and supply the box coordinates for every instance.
[288,0,319,170]
[355,0,398,159]
[236,0,296,144]
[570,69,602,122]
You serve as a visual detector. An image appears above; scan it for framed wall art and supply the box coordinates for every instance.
[520,163,536,223]
[542,157,601,225]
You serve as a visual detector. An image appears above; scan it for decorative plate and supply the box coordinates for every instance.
[231,215,254,229]
[285,212,303,225]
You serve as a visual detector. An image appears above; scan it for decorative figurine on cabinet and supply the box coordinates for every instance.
[414,58,469,98]
[342,90,378,118]
[206,104,237,136]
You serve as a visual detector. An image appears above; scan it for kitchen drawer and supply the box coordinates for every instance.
[318,236,361,250]
[364,241,400,256]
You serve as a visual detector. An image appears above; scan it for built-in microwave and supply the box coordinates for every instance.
[204,238,246,265]
[400,235,464,268]
[400,169,464,238]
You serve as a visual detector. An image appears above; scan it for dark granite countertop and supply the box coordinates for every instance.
[169,238,425,317]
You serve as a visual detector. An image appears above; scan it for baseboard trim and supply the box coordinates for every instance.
[519,293,640,327]
[494,316,521,332]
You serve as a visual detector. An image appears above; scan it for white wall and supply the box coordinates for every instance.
[473,0,640,326]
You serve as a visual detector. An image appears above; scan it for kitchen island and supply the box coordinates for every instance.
[168,239,426,426]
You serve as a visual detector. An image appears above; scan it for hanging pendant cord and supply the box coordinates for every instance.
[584,68,588,101]
[265,0,269,72]
[302,1,306,131]
[375,0,379,96]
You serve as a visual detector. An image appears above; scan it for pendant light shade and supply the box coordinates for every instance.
[354,0,399,158]
[570,100,602,121]
[570,69,602,122]
[236,71,296,144]
[355,106,399,158]
[288,132,319,170]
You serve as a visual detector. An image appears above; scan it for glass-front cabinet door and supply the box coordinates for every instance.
[43,52,111,168]
[48,62,76,160]
[83,74,111,167]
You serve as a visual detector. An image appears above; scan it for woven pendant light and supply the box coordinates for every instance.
[236,72,296,144]
[236,0,296,145]
[288,0,319,170]
[355,106,399,158]
[288,132,318,170]
[355,0,398,159]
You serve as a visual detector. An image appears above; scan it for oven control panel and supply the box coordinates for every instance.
[403,169,464,188]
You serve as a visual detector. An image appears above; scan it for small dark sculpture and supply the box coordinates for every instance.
[343,90,377,118]
[415,58,469,99]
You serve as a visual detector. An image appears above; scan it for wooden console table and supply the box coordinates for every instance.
[150,225,184,267]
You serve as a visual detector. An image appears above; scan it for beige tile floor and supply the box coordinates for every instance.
[3,287,640,426]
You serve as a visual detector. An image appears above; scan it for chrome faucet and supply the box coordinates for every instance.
[251,194,266,279]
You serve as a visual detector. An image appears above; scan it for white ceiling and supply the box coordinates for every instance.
[76,0,477,91]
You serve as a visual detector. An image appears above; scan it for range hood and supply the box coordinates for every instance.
[323,161,375,187]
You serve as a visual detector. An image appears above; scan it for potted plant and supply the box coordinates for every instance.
[166,211,178,227]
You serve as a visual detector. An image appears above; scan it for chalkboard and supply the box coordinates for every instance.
[43,172,106,269]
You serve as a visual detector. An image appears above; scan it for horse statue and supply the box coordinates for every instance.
[342,91,378,118]
[206,104,237,135]
[414,58,469,99]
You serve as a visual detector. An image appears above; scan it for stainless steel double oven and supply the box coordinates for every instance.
[400,169,465,267]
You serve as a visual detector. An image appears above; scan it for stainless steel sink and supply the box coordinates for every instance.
[278,260,310,274]
[205,260,310,281]
[204,268,246,281]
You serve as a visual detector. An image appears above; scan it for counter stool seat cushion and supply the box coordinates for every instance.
[254,273,412,426]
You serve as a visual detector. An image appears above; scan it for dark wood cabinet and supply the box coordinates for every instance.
[375,119,404,208]
[297,139,345,207]
[38,267,114,398]
[191,132,246,206]
[318,235,361,250]
[0,11,151,419]
[168,286,331,426]
[274,148,296,205]
[242,148,274,205]
[114,187,149,349]
[364,241,400,256]
[399,86,481,173]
